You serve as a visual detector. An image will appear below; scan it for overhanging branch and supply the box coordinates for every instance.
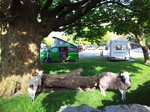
[54,0,101,29]
[48,1,67,16]
[53,0,140,30]
[97,1,140,12]
[53,19,109,31]
[40,0,142,33]
[53,13,136,31]
[58,0,89,19]
[41,0,53,19]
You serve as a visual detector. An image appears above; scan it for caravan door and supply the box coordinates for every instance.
[50,47,60,61]
[50,46,68,61]
[59,47,68,60]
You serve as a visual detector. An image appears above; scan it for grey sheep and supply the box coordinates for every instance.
[99,72,131,100]
[28,70,44,100]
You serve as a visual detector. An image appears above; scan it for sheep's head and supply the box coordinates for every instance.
[120,72,131,85]
[37,70,44,76]
[28,84,36,101]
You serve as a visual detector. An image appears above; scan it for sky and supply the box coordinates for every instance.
[49,31,64,38]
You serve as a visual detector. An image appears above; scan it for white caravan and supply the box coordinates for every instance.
[107,39,130,61]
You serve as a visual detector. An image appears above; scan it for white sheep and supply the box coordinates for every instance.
[99,72,131,100]
[28,70,44,100]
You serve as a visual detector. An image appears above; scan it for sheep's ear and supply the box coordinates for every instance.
[124,72,131,75]
[120,72,131,76]
[37,70,43,74]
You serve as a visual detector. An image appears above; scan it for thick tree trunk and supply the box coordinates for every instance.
[0,21,44,97]
[0,0,55,97]
[42,68,99,91]
[135,35,150,63]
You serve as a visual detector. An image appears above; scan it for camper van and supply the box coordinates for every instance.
[40,37,79,63]
[107,39,130,61]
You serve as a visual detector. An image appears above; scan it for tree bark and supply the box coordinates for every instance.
[0,20,44,97]
[135,35,150,63]
[42,68,99,91]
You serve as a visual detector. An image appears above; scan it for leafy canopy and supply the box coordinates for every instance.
[63,0,149,43]
[1,0,149,41]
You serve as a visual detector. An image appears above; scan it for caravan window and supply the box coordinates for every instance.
[68,47,78,51]
[51,48,58,52]
[116,44,122,50]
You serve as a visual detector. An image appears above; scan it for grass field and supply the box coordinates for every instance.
[0,56,150,112]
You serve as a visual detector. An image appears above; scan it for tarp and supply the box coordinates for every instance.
[53,37,77,47]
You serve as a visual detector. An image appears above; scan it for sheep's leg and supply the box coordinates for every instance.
[100,86,103,95]
[37,85,41,94]
[119,90,126,100]
[102,89,106,96]
[31,93,36,101]
[123,91,126,100]
[99,84,106,96]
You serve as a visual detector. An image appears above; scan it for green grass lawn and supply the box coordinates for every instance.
[0,57,150,112]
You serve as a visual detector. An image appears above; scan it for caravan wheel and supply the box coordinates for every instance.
[69,59,75,62]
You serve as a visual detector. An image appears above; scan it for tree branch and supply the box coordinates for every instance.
[41,0,53,19]
[40,0,93,34]
[40,0,142,35]
[58,0,89,19]
[53,13,137,31]
[97,1,140,12]
[54,0,101,29]
[53,0,141,31]
[53,19,109,31]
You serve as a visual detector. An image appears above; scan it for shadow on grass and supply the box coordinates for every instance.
[127,81,150,105]
[41,57,144,76]
[41,91,77,112]
[99,81,150,109]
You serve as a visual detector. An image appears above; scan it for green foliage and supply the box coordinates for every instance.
[99,31,111,46]
[64,29,111,46]
[63,0,149,43]
[145,34,150,43]
[65,7,109,44]
[41,36,54,47]
[1,57,150,112]
[109,0,149,36]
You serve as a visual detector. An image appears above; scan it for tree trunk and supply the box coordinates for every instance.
[42,68,99,91]
[141,46,150,63]
[0,21,44,97]
[135,35,150,63]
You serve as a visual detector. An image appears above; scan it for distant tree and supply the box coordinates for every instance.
[99,31,111,46]
[42,36,54,47]
[106,0,150,62]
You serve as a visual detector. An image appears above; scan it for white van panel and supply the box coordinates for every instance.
[108,39,130,60]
